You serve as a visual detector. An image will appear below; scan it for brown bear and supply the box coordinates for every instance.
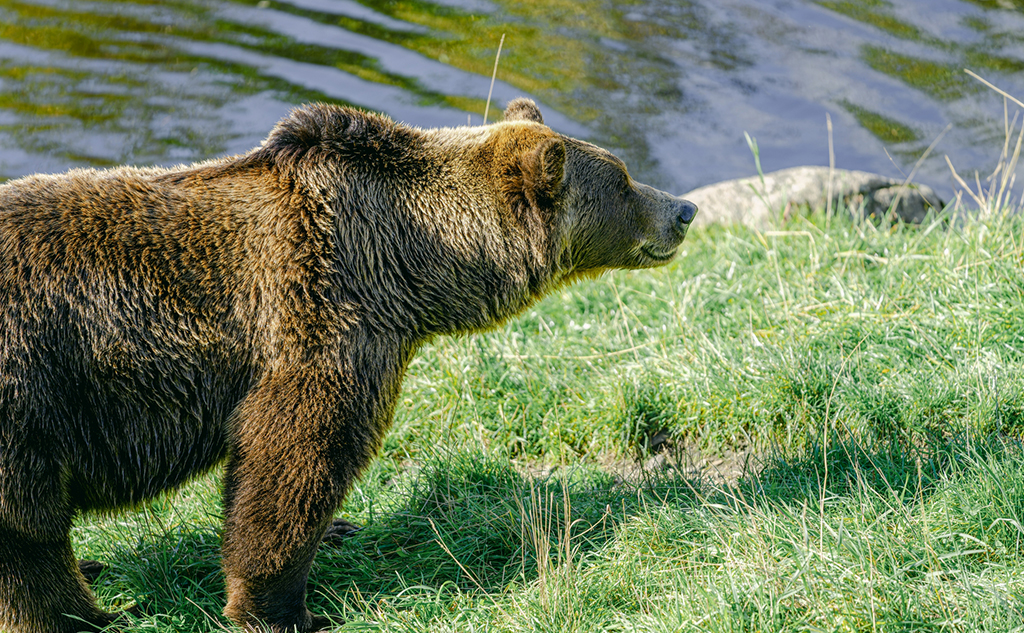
[0,98,697,632]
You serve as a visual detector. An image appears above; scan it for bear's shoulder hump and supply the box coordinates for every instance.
[261,103,396,160]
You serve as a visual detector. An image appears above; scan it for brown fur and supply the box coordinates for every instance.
[0,99,697,632]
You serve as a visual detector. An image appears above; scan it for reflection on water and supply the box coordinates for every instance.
[1,0,1023,199]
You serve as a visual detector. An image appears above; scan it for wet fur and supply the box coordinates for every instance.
[0,99,693,632]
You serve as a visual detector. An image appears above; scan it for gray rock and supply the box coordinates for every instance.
[682,166,945,228]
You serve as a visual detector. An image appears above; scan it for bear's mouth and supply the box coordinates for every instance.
[640,244,678,263]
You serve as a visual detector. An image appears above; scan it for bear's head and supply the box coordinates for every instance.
[500,98,697,277]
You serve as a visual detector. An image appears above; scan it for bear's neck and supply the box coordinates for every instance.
[326,126,568,340]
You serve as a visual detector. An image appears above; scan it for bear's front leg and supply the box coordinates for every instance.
[220,362,382,632]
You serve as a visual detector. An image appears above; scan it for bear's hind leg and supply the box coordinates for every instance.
[0,528,121,633]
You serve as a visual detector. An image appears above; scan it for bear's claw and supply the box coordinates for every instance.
[78,559,107,584]
[321,518,362,545]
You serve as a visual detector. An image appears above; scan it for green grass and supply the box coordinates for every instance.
[71,194,1024,631]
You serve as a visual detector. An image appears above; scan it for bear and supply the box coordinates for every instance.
[0,98,697,632]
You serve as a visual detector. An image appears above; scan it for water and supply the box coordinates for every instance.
[2,0,1023,202]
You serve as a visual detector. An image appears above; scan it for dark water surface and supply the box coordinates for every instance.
[2,0,1023,201]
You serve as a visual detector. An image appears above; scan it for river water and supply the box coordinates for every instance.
[1,0,1023,202]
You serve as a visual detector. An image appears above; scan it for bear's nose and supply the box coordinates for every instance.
[675,199,698,235]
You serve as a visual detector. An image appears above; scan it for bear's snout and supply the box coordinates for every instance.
[674,199,698,236]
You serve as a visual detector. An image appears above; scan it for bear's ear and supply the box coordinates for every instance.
[522,136,565,207]
[504,98,545,124]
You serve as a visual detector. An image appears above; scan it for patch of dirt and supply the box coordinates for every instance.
[518,441,766,488]
[611,443,763,486]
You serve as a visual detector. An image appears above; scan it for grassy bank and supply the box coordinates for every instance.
[75,200,1024,632]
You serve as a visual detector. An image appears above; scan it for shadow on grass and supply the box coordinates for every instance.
[90,523,227,632]
[83,435,1024,630]
[310,436,1015,605]
[82,452,703,630]
[739,433,1020,507]
[311,451,705,603]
